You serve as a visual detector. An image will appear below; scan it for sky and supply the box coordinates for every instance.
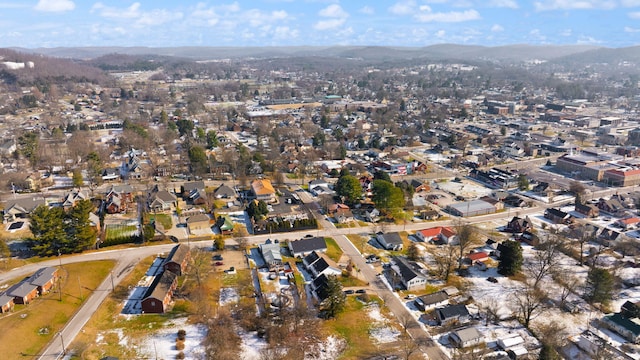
[3,0,640,48]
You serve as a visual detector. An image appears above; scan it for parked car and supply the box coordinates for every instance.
[344,289,355,295]
[215,261,224,266]
[213,254,223,261]
[405,294,416,300]
[355,289,366,294]
[487,277,498,283]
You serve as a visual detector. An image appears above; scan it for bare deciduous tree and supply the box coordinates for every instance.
[455,222,481,270]
[526,234,561,289]
[431,245,457,282]
[511,283,547,329]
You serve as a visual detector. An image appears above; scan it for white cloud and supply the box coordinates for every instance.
[389,0,416,15]
[435,30,446,38]
[577,35,602,44]
[359,6,375,15]
[534,0,615,11]
[625,26,640,32]
[314,3,348,30]
[629,11,640,19]
[273,26,299,40]
[415,9,481,22]
[529,28,546,41]
[491,24,504,32]
[621,0,640,6]
[91,2,182,27]
[34,0,74,12]
[319,4,348,18]
[314,18,346,30]
[488,0,519,8]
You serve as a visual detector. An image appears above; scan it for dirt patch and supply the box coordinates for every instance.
[213,249,248,272]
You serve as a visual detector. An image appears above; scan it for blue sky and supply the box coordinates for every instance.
[3,0,640,48]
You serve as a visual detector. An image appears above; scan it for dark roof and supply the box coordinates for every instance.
[164,244,190,266]
[213,184,236,198]
[182,181,205,193]
[144,271,177,300]
[186,213,210,224]
[312,274,330,300]
[604,313,640,336]
[392,256,423,282]
[418,291,448,306]
[303,251,320,265]
[29,267,57,287]
[289,237,327,255]
[545,208,568,218]
[436,304,470,320]
[575,202,598,213]
[4,197,45,213]
[381,232,403,246]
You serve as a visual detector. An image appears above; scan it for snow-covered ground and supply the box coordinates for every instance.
[137,318,207,360]
[435,180,493,199]
[366,303,401,344]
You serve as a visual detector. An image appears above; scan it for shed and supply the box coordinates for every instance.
[497,335,524,349]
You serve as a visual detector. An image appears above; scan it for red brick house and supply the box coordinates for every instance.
[0,294,14,313]
[29,267,59,295]
[141,271,178,314]
[6,281,38,304]
[163,244,191,276]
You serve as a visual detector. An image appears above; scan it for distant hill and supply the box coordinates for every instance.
[10,44,606,64]
[0,48,109,86]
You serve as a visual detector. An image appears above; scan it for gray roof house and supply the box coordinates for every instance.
[149,190,177,212]
[391,256,426,291]
[288,237,327,257]
[3,197,46,222]
[259,239,283,269]
[449,327,484,348]
[377,232,404,251]
[435,304,470,325]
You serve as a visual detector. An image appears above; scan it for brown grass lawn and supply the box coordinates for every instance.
[0,260,115,359]
[324,296,389,360]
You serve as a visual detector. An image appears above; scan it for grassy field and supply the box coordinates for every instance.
[325,237,344,263]
[0,260,115,359]
[324,296,387,359]
[149,214,172,229]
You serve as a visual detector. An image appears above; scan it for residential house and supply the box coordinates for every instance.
[104,193,123,214]
[505,216,532,233]
[480,196,503,211]
[2,197,45,222]
[0,293,14,313]
[149,190,177,212]
[304,251,341,279]
[29,267,59,295]
[622,301,640,319]
[215,215,234,235]
[544,208,571,224]
[163,244,191,276]
[186,213,211,234]
[308,179,334,196]
[466,251,489,265]
[61,189,89,211]
[411,179,430,193]
[504,195,526,207]
[141,271,178,314]
[362,205,380,222]
[435,304,470,325]
[6,281,38,305]
[616,217,640,230]
[449,327,484,348]
[311,273,330,301]
[414,291,448,311]
[415,226,457,245]
[288,237,328,258]
[251,179,277,203]
[377,232,404,251]
[187,188,207,206]
[328,203,354,223]
[602,313,640,344]
[102,167,120,181]
[597,197,626,215]
[390,256,426,291]
[575,203,599,218]
[213,183,237,199]
[259,239,283,269]
[182,181,205,198]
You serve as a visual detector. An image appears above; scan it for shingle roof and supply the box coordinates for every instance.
[418,291,448,306]
[392,256,423,282]
[144,271,177,301]
[251,179,275,196]
[29,267,57,287]
[290,237,327,255]
[436,304,470,320]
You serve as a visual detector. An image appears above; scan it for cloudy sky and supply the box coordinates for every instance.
[3,0,640,48]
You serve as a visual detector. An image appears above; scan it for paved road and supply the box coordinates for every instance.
[9,180,638,359]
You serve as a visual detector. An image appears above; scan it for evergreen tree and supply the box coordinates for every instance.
[498,240,523,276]
[518,174,530,191]
[585,267,615,305]
[321,275,345,319]
[206,130,219,149]
[29,205,69,256]
[66,199,98,252]
[72,168,83,188]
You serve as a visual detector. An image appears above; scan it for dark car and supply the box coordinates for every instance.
[213,254,223,261]
[355,289,366,294]
[487,277,498,283]
[215,261,224,266]
[344,289,355,295]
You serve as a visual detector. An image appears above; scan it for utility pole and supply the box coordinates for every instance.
[78,275,82,300]
[59,332,66,355]
[110,271,115,292]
